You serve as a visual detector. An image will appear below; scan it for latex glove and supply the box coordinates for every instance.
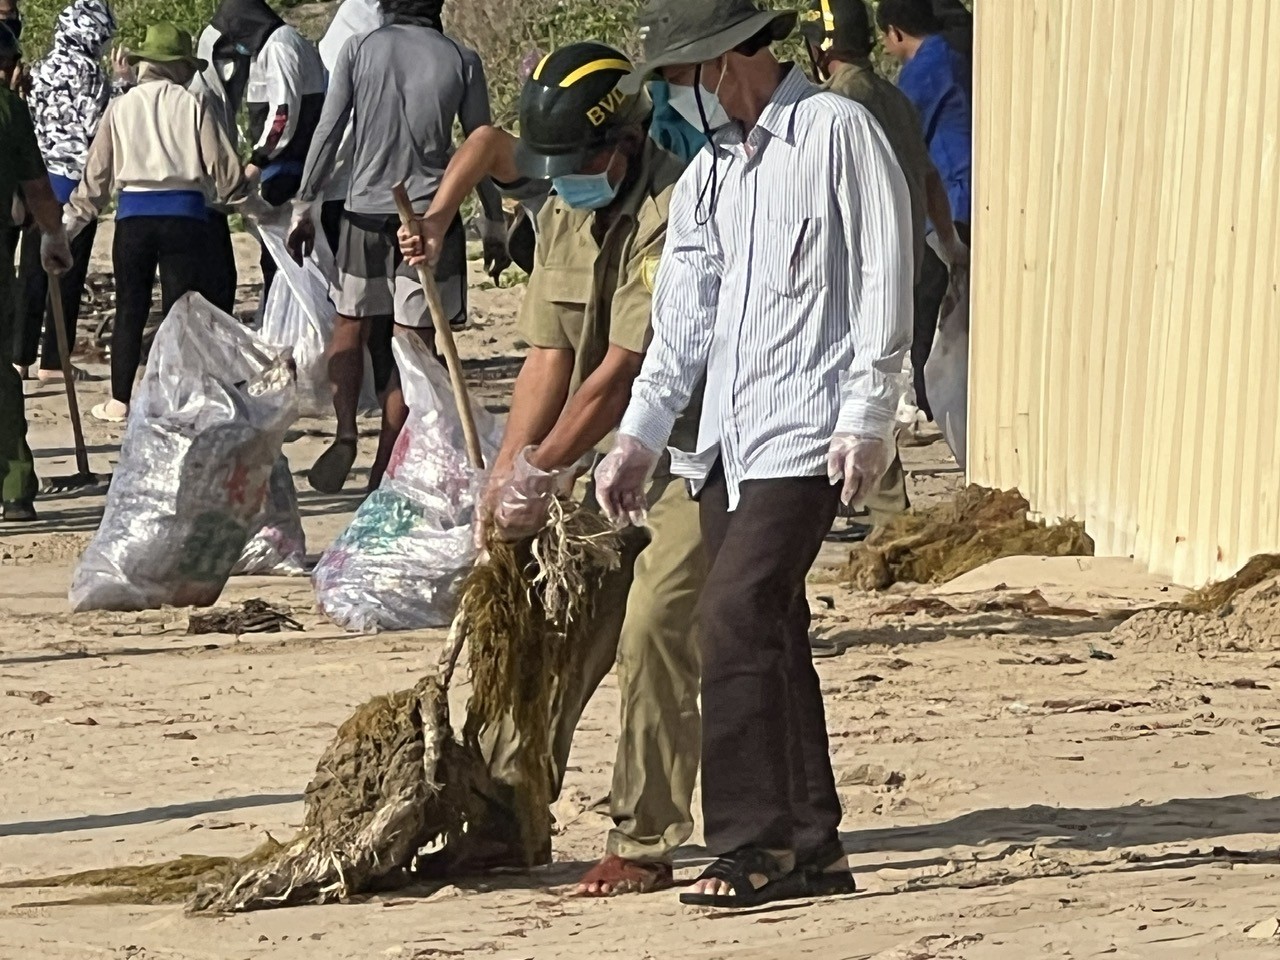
[40,228,73,275]
[239,186,274,222]
[595,434,660,528]
[479,216,511,283]
[826,435,892,508]
[492,445,566,541]
[286,202,315,265]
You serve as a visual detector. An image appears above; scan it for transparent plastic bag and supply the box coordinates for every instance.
[257,225,379,418]
[232,455,307,576]
[924,269,969,470]
[69,294,297,612]
[312,332,500,632]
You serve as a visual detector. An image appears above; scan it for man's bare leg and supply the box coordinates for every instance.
[368,364,406,492]
[307,312,365,494]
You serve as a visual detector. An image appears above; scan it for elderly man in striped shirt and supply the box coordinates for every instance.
[597,0,913,909]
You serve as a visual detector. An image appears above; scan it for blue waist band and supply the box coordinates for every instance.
[117,190,209,221]
[261,160,305,183]
[49,173,78,205]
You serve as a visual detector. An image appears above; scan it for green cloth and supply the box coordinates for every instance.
[0,86,44,502]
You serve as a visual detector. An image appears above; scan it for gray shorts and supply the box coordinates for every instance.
[334,211,467,328]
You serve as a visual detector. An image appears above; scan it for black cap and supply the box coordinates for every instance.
[623,0,796,94]
[514,42,639,180]
[798,0,874,58]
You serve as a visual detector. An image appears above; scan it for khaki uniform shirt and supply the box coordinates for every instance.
[824,60,931,276]
[518,138,699,457]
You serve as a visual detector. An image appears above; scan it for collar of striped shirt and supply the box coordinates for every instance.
[711,64,810,154]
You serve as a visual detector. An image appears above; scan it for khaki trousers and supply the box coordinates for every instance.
[481,473,705,862]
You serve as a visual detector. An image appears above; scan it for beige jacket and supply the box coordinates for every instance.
[66,73,247,235]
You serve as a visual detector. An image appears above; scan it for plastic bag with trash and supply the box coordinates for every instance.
[924,266,969,470]
[231,456,308,576]
[257,225,379,418]
[69,294,297,612]
[313,332,499,632]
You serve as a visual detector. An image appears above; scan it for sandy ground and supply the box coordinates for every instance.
[4,233,1280,959]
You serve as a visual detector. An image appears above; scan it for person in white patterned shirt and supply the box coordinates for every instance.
[596,0,913,909]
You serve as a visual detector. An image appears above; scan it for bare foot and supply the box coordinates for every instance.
[574,856,672,897]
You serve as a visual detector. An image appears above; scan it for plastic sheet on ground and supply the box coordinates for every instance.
[256,224,379,418]
[312,332,500,632]
[231,456,307,576]
[69,294,297,612]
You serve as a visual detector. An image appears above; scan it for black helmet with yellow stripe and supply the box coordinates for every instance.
[515,42,640,179]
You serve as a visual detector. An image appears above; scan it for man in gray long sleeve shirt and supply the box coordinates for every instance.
[287,0,503,494]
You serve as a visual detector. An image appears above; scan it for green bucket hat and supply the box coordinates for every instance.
[127,22,206,71]
[622,0,797,94]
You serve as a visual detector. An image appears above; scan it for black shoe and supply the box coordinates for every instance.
[3,499,38,522]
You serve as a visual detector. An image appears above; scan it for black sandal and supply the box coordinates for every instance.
[795,839,856,897]
[678,848,798,909]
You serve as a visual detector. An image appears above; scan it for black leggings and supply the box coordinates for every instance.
[111,215,219,404]
[14,218,98,370]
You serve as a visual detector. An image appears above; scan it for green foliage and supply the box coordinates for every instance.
[17,0,311,61]
[452,0,808,127]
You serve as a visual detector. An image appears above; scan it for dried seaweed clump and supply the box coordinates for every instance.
[2,674,490,912]
[841,485,1094,590]
[1180,554,1280,614]
[458,497,621,863]
[2,499,619,912]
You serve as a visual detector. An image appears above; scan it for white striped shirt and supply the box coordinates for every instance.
[619,66,913,509]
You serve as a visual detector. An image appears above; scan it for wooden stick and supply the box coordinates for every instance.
[47,277,92,477]
[390,183,484,469]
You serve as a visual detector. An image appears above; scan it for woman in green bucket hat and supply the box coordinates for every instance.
[126,21,206,71]
[66,20,247,423]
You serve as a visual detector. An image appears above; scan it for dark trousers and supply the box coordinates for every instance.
[258,172,302,307]
[320,199,345,254]
[14,218,97,370]
[912,220,971,420]
[205,211,238,314]
[0,224,36,501]
[696,461,843,856]
[111,215,218,404]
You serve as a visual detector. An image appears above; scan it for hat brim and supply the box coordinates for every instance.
[514,139,593,181]
[621,9,797,95]
[127,51,207,71]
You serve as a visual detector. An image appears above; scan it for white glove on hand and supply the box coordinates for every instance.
[41,228,74,275]
[826,435,892,508]
[595,434,660,528]
[492,445,565,541]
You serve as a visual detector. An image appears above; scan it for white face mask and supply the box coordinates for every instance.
[667,76,731,132]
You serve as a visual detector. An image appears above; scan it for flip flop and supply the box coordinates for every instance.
[795,839,857,897]
[90,402,128,423]
[307,437,358,494]
[679,848,798,909]
[575,855,673,897]
[38,365,91,383]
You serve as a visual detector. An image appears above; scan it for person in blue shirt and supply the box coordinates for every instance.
[878,0,970,227]
[878,0,971,422]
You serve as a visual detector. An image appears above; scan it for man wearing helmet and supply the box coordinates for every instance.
[403,41,703,898]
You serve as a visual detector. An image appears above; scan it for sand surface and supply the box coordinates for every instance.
[4,230,1280,959]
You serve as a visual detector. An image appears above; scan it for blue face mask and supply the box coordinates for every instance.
[646,80,708,165]
[553,155,620,210]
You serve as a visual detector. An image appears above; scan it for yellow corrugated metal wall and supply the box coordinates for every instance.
[969,0,1280,586]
